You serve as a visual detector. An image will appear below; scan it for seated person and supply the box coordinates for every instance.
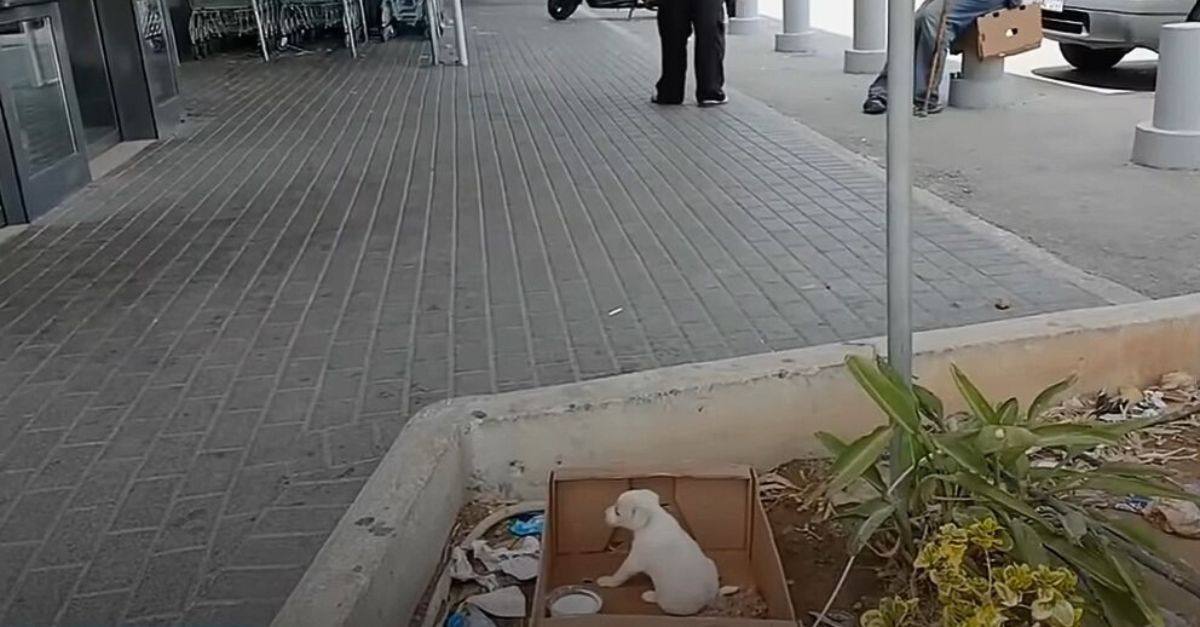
[862,0,1018,114]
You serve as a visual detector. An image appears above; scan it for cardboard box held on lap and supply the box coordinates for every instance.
[971,4,1044,59]
[531,465,797,626]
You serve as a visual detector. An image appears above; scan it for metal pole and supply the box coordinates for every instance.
[358,0,370,42]
[885,0,913,481]
[452,0,468,66]
[885,0,913,384]
[250,0,271,62]
[343,0,358,57]
[426,0,441,64]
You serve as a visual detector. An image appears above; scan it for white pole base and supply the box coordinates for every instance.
[948,75,1011,109]
[949,56,1010,109]
[1131,23,1200,169]
[1132,123,1200,170]
[843,48,885,74]
[775,30,815,53]
[727,17,762,34]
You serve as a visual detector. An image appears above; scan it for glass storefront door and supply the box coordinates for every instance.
[60,0,119,154]
[132,0,177,106]
[0,3,90,220]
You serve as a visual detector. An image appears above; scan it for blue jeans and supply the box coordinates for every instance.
[867,0,1010,105]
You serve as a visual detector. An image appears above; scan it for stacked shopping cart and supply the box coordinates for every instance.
[186,0,464,65]
[188,0,367,60]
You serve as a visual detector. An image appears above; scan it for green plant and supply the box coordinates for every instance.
[921,518,1084,627]
[860,596,920,627]
[862,519,1087,627]
[823,355,1200,627]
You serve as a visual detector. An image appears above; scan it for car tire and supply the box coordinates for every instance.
[1059,43,1132,71]
[548,0,580,20]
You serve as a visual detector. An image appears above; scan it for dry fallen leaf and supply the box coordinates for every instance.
[1160,371,1197,391]
[1118,385,1144,406]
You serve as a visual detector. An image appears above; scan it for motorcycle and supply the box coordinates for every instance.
[547,0,657,21]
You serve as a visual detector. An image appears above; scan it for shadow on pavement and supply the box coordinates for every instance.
[1034,60,1158,92]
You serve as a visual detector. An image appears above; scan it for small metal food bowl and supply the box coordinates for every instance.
[546,585,604,617]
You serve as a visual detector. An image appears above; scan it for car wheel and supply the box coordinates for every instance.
[1059,43,1132,71]
[548,0,579,20]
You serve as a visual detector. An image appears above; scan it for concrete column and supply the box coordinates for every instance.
[844,0,886,73]
[728,0,762,34]
[948,50,1010,109]
[775,0,815,52]
[1132,23,1200,169]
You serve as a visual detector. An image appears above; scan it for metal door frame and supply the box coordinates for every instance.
[81,0,121,155]
[0,2,91,220]
[0,106,23,225]
[64,0,122,156]
[131,0,182,138]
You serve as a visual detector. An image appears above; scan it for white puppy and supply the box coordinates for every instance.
[597,489,727,615]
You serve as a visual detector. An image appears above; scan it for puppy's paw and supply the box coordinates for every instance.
[719,585,740,596]
[641,590,658,604]
[597,576,620,588]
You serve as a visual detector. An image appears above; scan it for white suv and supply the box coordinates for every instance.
[1042,0,1191,69]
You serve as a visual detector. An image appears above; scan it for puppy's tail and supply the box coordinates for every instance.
[719,585,740,596]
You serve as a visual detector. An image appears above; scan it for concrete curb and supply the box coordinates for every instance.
[270,412,467,627]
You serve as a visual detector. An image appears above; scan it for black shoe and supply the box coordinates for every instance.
[862,96,886,115]
[698,94,729,107]
[914,99,944,115]
[652,93,682,105]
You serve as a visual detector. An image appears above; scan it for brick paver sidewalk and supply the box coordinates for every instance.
[0,2,1134,624]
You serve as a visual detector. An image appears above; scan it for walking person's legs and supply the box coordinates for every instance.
[655,0,691,104]
[692,0,727,105]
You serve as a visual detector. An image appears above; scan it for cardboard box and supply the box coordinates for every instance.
[972,4,1043,59]
[532,465,797,626]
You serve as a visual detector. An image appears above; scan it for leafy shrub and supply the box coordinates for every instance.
[863,519,1085,627]
[824,356,1200,627]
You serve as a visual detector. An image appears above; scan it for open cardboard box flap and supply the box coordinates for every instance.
[532,465,797,626]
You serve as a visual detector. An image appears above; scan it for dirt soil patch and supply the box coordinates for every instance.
[764,460,893,622]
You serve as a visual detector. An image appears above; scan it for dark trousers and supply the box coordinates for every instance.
[655,0,726,103]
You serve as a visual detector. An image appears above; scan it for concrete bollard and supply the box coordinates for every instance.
[844,0,886,73]
[1132,23,1200,169]
[728,0,762,34]
[948,49,1010,109]
[775,0,815,52]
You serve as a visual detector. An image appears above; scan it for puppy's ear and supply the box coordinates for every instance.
[629,503,651,529]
